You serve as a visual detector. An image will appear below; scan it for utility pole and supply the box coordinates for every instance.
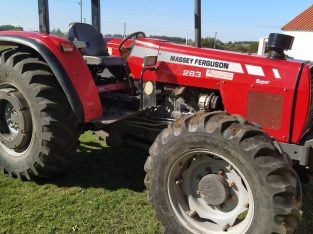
[213,32,218,49]
[195,0,201,48]
[38,0,50,34]
[79,0,83,23]
[123,23,126,38]
[91,0,101,32]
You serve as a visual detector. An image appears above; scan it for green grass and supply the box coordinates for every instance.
[0,131,313,233]
[0,46,14,52]
[0,131,162,234]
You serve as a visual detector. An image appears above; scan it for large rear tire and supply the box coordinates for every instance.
[145,112,301,233]
[0,48,80,179]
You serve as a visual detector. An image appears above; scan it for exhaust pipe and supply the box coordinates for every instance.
[267,33,294,60]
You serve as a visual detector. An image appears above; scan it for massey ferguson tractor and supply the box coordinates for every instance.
[0,0,308,233]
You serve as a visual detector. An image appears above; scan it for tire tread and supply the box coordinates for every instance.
[144,111,301,233]
[0,48,80,179]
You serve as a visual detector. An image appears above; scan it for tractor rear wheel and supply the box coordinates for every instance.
[0,48,80,179]
[144,112,301,233]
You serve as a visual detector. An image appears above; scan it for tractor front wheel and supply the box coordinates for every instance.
[0,48,79,179]
[145,112,301,233]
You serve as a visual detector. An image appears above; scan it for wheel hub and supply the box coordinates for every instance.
[0,88,32,150]
[198,174,230,206]
[169,152,254,233]
[4,102,19,135]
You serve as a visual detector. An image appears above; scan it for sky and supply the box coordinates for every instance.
[0,0,312,42]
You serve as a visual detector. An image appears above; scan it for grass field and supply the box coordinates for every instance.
[0,46,14,51]
[0,131,162,233]
[0,131,313,234]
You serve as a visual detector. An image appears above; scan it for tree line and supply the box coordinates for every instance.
[103,34,258,53]
[0,25,23,31]
[0,25,258,53]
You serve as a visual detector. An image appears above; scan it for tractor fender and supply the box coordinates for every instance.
[0,32,102,123]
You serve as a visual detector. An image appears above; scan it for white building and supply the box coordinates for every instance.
[282,4,313,61]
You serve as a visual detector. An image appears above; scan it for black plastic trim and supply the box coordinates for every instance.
[289,61,310,143]
[0,35,84,122]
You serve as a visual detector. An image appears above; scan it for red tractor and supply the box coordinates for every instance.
[0,0,306,233]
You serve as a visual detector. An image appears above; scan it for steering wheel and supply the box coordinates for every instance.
[118,31,146,54]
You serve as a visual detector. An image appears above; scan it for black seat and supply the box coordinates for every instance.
[68,23,127,71]
[68,22,109,56]
[68,23,129,81]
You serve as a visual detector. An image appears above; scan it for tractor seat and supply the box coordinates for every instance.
[68,23,126,66]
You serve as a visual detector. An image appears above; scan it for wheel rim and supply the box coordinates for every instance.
[167,149,254,233]
[0,86,32,157]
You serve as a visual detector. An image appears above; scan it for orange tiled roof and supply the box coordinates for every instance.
[282,5,313,31]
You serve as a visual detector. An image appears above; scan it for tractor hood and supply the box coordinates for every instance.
[127,37,313,144]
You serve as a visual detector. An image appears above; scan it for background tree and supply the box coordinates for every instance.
[50,28,66,37]
[0,25,23,31]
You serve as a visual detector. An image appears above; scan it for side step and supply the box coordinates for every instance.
[98,108,136,124]
[93,108,175,150]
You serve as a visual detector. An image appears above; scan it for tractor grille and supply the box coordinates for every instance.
[305,66,313,131]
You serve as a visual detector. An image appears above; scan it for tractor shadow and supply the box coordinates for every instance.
[33,141,313,232]
[35,142,149,192]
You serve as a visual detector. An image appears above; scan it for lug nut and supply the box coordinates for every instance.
[175,178,183,185]
[226,165,233,171]
[222,223,231,231]
[229,181,236,188]
[196,190,204,198]
[186,210,197,218]
[218,170,225,176]
[244,199,249,208]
